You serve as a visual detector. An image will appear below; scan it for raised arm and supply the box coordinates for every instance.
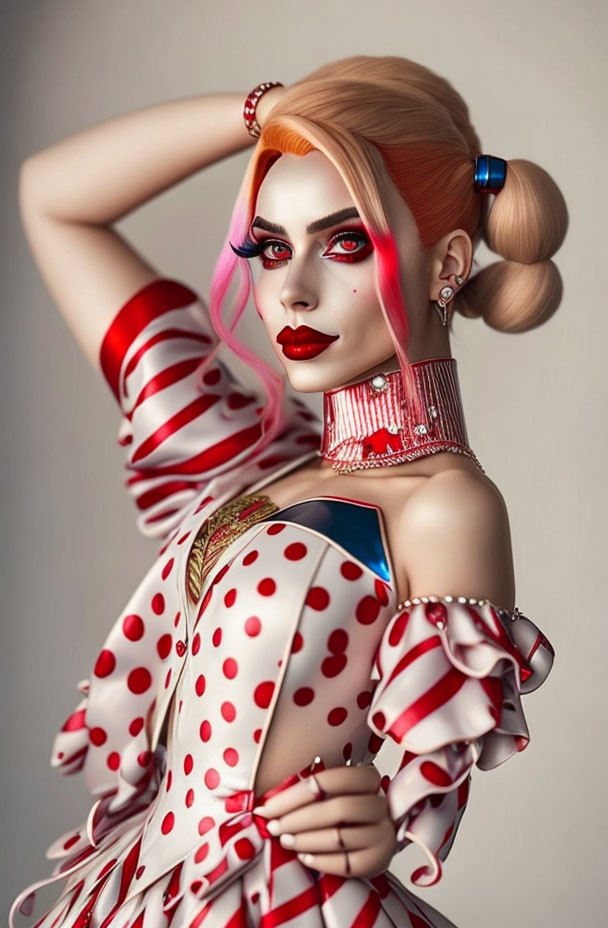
[17,87,285,367]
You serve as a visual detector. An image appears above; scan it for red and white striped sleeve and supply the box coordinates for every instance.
[367,596,555,887]
[99,278,319,540]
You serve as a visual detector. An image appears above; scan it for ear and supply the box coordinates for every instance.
[427,230,473,300]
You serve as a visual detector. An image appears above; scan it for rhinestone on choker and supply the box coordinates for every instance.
[319,357,485,475]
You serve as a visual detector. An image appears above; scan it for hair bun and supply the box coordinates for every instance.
[456,259,563,333]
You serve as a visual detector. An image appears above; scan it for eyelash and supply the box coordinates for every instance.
[230,230,373,268]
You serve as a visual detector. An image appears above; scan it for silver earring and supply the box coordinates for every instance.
[434,286,454,327]
[434,277,466,326]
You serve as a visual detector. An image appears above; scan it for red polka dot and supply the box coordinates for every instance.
[174,611,182,628]
[122,615,144,641]
[420,761,452,787]
[164,668,172,689]
[161,812,175,835]
[198,590,212,618]
[161,558,175,580]
[223,747,239,766]
[224,588,237,608]
[243,550,258,566]
[127,668,152,694]
[151,593,165,615]
[212,628,222,647]
[89,727,107,746]
[321,654,347,677]
[63,833,80,850]
[284,542,307,560]
[368,732,384,754]
[293,687,314,706]
[166,770,173,791]
[94,650,116,678]
[245,616,261,637]
[195,674,206,697]
[204,768,220,789]
[177,532,191,545]
[198,816,214,836]
[223,658,238,679]
[356,690,372,709]
[306,587,330,611]
[137,751,152,767]
[257,578,276,596]
[291,631,303,653]
[341,561,364,581]
[253,728,262,743]
[192,633,201,655]
[227,391,252,409]
[203,368,221,385]
[194,842,210,863]
[375,579,390,605]
[328,707,348,726]
[185,788,195,807]
[184,754,194,775]
[371,711,386,731]
[356,596,380,625]
[254,681,274,709]
[342,742,353,761]
[129,717,144,736]
[221,701,236,722]
[235,838,256,860]
[156,634,172,659]
[200,720,212,741]
[136,865,146,880]
[388,611,410,646]
[107,752,120,770]
[327,629,348,653]
[266,523,285,535]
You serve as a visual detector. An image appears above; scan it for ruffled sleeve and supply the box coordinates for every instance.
[367,595,555,887]
[99,277,320,540]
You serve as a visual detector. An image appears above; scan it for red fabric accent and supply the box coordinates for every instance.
[100,279,198,401]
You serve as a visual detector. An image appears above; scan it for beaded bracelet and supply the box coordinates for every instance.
[243,81,284,139]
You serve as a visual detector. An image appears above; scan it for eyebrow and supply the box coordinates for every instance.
[251,207,361,236]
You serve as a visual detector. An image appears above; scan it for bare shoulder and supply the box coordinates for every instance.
[397,463,516,611]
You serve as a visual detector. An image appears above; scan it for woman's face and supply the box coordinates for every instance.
[248,150,429,394]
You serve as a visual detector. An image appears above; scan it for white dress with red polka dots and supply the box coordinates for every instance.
[10,280,555,928]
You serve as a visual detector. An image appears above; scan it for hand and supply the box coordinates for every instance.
[253,763,398,879]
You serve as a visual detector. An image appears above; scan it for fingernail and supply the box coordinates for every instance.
[279,832,295,848]
[299,853,314,865]
[266,819,281,836]
[252,806,269,817]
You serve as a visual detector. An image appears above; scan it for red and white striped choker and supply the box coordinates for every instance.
[319,357,485,474]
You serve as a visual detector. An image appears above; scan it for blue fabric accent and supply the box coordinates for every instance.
[263,498,391,583]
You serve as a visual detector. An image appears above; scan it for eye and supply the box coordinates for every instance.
[322,230,373,262]
[259,239,292,268]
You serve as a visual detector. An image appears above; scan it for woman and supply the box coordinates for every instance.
[12,55,563,928]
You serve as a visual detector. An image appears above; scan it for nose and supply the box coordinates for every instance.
[279,259,319,314]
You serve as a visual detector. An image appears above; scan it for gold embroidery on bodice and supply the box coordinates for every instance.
[186,492,280,605]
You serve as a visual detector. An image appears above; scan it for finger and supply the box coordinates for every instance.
[254,764,381,819]
[279,821,382,853]
[272,793,387,835]
[297,841,392,879]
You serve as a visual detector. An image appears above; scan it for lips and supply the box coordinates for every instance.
[276,325,339,361]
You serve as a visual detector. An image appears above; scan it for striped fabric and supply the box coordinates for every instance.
[99,278,319,540]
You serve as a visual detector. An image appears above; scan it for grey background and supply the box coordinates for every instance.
[2,1,605,925]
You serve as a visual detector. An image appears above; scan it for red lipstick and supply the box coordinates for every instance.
[276,325,339,361]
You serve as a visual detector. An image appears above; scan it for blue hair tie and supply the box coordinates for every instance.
[474,155,508,194]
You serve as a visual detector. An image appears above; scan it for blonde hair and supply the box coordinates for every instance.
[208,56,568,449]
